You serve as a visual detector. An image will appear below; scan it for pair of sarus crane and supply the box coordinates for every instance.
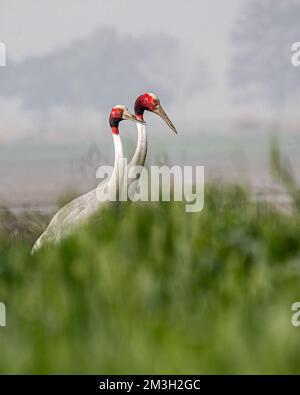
[32,93,177,253]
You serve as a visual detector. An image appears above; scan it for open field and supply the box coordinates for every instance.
[1,177,300,373]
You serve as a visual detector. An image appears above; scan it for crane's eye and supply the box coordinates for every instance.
[152,99,159,110]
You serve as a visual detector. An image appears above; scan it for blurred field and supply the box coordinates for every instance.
[1,129,300,207]
[1,164,300,373]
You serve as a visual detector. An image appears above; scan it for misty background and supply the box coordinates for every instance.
[0,0,300,207]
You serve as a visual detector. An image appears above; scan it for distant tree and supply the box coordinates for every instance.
[0,27,209,113]
[230,0,300,113]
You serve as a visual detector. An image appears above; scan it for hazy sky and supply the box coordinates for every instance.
[1,0,242,61]
[0,1,244,141]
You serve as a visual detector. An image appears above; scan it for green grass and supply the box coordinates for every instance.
[1,180,300,374]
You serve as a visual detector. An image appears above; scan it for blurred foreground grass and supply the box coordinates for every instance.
[0,179,300,374]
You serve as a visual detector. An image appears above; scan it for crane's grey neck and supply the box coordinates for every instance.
[107,133,125,200]
[113,133,124,164]
[129,123,147,168]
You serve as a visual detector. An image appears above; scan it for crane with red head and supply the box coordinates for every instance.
[128,93,177,186]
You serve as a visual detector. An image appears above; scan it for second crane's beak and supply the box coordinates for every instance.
[122,110,146,125]
[153,105,177,134]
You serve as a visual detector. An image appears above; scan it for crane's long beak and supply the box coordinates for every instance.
[123,110,146,125]
[153,105,177,134]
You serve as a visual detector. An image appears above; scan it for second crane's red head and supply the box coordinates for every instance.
[109,105,145,134]
[134,93,177,134]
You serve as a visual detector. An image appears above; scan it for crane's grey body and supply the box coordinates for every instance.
[32,185,108,252]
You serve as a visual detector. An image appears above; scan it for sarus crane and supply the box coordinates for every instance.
[32,93,177,252]
[128,92,177,195]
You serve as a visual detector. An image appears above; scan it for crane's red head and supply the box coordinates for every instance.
[109,105,145,134]
[134,92,177,134]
